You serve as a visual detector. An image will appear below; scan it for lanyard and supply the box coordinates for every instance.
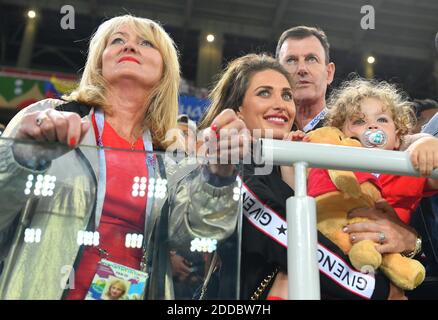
[302,107,328,133]
[94,108,156,228]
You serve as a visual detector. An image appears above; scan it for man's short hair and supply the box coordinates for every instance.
[412,99,438,118]
[275,26,330,64]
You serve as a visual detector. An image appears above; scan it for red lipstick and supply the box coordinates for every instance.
[118,56,140,64]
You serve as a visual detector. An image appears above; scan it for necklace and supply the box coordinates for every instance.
[116,130,139,151]
[126,132,141,151]
[130,140,136,151]
[105,116,140,150]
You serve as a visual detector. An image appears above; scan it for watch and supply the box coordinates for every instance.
[402,236,422,258]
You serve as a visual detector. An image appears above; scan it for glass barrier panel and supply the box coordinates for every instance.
[0,137,243,300]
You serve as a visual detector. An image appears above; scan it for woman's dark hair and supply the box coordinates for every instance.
[198,53,294,129]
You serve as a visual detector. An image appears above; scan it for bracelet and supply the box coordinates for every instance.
[401,236,422,258]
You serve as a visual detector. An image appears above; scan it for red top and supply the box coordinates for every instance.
[307,168,381,198]
[307,168,438,224]
[66,114,148,300]
[379,174,437,224]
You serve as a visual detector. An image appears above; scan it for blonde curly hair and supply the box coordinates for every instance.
[325,77,415,141]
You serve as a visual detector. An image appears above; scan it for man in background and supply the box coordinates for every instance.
[276,26,335,132]
[412,99,438,134]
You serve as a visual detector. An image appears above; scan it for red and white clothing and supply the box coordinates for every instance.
[67,114,148,299]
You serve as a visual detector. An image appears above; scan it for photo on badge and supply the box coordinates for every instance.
[85,259,148,300]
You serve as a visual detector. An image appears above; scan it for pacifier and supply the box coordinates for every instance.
[359,129,387,148]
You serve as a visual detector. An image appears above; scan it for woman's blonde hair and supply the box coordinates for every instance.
[64,14,180,149]
[325,77,415,139]
[105,279,127,299]
[198,53,294,130]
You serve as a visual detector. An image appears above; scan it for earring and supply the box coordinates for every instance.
[237,108,244,120]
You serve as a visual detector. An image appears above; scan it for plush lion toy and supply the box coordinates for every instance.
[306,127,425,290]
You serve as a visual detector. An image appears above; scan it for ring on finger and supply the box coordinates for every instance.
[378,232,386,244]
[35,115,47,127]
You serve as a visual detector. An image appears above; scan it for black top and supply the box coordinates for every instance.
[240,164,390,300]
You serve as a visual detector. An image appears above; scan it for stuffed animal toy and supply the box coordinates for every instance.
[306,127,425,290]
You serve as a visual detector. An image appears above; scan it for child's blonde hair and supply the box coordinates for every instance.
[325,77,415,141]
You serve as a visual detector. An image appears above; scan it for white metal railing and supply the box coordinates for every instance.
[256,139,438,300]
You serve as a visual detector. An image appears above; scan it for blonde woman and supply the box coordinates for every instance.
[0,15,245,299]
[103,279,128,300]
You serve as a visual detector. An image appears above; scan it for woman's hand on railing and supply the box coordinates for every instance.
[345,199,417,255]
[204,109,250,177]
[12,109,91,168]
[283,130,310,142]
[15,109,90,147]
[278,131,309,189]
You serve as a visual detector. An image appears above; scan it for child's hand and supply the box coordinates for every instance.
[406,136,438,176]
[283,130,310,142]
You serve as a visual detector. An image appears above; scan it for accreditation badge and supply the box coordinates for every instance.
[85,259,149,300]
